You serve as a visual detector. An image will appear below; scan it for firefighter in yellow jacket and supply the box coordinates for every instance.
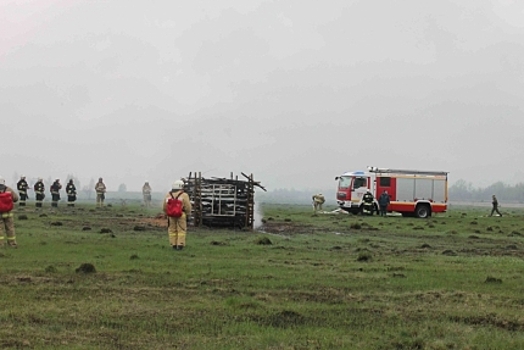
[163,180,192,250]
[142,181,152,208]
[312,193,325,212]
[95,178,106,207]
[0,177,19,248]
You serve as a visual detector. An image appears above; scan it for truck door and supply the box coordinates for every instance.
[352,177,368,202]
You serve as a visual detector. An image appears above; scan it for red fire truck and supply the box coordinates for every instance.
[335,166,448,218]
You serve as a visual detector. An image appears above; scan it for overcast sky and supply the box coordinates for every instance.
[1,0,524,192]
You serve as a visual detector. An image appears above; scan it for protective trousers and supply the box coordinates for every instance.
[168,213,187,248]
[36,193,44,207]
[51,193,59,207]
[19,191,27,206]
[0,213,17,247]
[96,193,104,207]
[143,194,151,208]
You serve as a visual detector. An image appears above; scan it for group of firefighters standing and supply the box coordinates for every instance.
[1,175,189,251]
[15,176,155,209]
[15,176,109,208]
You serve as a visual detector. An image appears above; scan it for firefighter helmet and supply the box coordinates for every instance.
[0,177,4,185]
[172,180,184,190]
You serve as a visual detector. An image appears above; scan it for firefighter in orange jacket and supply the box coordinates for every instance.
[0,177,19,248]
[162,180,192,250]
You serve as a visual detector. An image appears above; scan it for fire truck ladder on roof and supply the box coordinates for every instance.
[367,167,448,177]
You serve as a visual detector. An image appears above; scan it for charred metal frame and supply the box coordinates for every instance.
[185,172,265,229]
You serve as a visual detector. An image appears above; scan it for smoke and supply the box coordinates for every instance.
[254,200,264,229]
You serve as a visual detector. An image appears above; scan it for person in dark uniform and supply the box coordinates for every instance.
[362,190,374,215]
[16,175,29,206]
[50,179,62,207]
[34,178,45,208]
[489,195,502,217]
[66,179,77,207]
[378,190,390,217]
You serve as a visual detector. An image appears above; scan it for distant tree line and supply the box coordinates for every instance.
[449,180,524,203]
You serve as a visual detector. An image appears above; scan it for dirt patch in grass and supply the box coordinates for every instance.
[450,314,524,331]
[260,221,314,235]
[135,217,167,229]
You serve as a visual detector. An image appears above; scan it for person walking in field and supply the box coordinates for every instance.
[50,179,62,207]
[142,181,152,208]
[378,190,390,217]
[66,179,77,207]
[0,176,19,248]
[489,194,502,217]
[163,180,192,250]
[95,178,106,207]
[34,178,45,208]
[16,175,29,207]
[312,193,325,212]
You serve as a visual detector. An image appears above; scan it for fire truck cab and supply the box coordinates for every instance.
[335,166,448,218]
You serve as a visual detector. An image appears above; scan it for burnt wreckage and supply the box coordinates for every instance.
[184,172,266,229]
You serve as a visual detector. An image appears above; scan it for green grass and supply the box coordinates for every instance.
[1,203,523,349]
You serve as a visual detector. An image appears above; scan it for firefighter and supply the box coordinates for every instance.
[312,193,325,212]
[50,179,62,207]
[378,190,390,217]
[362,190,374,215]
[66,179,77,207]
[34,178,45,208]
[163,180,192,250]
[95,177,106,207]
[142,181,152,208]
[0,176,19,248]
[16,175,29,206]
[489,195,502,217]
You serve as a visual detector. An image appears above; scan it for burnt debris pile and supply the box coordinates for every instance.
[185,172,266,230]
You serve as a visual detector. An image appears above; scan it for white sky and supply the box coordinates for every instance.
[1,0,524,192]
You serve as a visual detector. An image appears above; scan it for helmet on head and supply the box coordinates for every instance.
[172,180,184,190]
[21,175,25,179]
[0,177,5,185]
[38,177,43,182]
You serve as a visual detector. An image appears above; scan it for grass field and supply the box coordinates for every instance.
[1,203,523,349]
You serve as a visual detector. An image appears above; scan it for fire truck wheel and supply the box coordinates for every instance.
[415,204,431,218]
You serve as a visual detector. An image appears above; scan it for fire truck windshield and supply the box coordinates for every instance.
[339,176,351,189]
